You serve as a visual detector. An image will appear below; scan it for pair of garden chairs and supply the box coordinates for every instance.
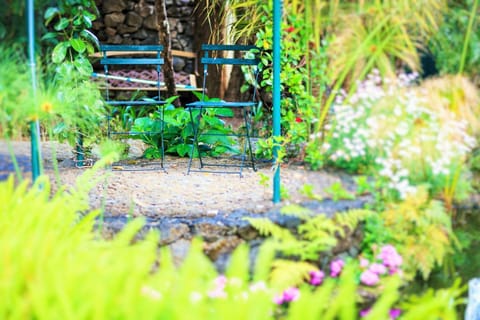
[99,44,260,176]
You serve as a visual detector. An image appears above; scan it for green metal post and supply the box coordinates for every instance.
[28,0,42,181]
[272,0,282,203]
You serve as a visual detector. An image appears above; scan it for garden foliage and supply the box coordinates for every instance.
[324,71,477,205]
[0,168,465,319]
[128,94,238,159]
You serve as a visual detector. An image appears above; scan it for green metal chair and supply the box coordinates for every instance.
[98,44,167,168]
[186,44,261,176]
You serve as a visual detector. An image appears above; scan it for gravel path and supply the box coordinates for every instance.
[1,139,350,218]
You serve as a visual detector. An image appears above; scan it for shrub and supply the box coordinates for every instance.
[323,71,477,204]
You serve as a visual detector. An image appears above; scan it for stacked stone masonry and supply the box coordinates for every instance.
[92,0,196,74]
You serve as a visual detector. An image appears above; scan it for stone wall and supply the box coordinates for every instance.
[100,196,373,272]
[92,0,197,74]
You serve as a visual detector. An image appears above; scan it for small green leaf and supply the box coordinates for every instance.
[214,108,234,117]
[144,147,162,159]
[73,16,83,26]
[80,30,100,50]
[54,18,70,31]
[165,95,179,105]
[176,144,191,157]
[44,7,60,25]
[70,38,86,53]
[82,15,92,28]
[51,42,69,63]
[41,32,58,41]
[53,122,67,134]
[73,57,93,75]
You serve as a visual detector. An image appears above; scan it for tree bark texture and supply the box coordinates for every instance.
[194,0,226,99]
[156,0,180,106]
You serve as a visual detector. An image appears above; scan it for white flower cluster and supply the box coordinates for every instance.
[324,70,477,199]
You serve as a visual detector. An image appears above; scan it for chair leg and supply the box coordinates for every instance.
[187,107,203,174]
[160,105,165,168]
[107,115,112,140]
[243,107,256,171]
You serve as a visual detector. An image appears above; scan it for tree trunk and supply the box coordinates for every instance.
[224,50,245,102]
[194,0,226,99]
[156,0,180,106]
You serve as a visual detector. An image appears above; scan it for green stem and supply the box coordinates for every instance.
[459,0,478,74]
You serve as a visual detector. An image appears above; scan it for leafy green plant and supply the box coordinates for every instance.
[429,0,480,82]
[324,181,356,202]
[38,0,106,151]
[42,0,99,75]
[381,188,456,280]
[0,152,280,319]
[361,214,395,256]
[130,99,237,159]
[399,278,466,320]
[246,206,374,265]
[0,45,35,139]
[257,172,271,199]
[354,175,375,196]
[299,184,323,201]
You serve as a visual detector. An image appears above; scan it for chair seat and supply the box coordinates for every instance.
[186,101,256,108]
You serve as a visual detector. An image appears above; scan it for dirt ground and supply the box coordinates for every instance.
[0,139,348,218]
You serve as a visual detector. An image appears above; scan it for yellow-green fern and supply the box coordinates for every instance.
[269,259,317,289]
[382,187,455,279]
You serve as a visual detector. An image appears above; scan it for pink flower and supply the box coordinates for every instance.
[369,263,387,275]
[389,308,402,319]
[309,270,325,286]
[388,267,403,276]
[330,259,345,277]
[359,308,371,317]
[273,294,284,305]
[359,258,370,269]
[360,269,380,286]
[378,245,403,269]
[273,287,300,305]
[282,287,300,302]
[208,275,228,299]
[214,275,228,288]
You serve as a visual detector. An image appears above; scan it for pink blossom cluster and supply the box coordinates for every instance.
[359,245,403,286]
[360,307,402,319]
[330,259,345,277]
[273,287,300,305]
[378,245,403,274]
[207,275,228,299]
[309,270,325,286]
[306,259,344,289]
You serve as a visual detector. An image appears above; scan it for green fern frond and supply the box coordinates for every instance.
[245,217,296,241]
[334,209,375,232]
[299,214,343,238]
[280,204,314,220]
[269,259,317,289]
